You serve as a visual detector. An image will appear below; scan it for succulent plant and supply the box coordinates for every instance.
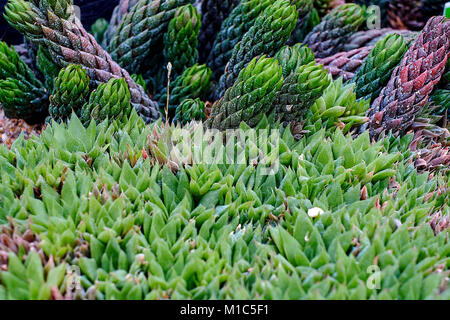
[174,98,205,124]
[317,46,373,82]
[107,0,192,74]
[0,251,66,300]
[207,0,273,81]
[103,0,139,47]
[81,78,132,124]
[286,0,315,44]
[198,0,240,63]
[352,34,408,103]
[163,4,201,77]
[0,0,449,303]
[0,108,449,300]
[49,65,90,121]
[272,61,331,123]
[0,41,48,122]
[0,41,43,92]
[303,3,365,59]
[274,44,316,78]
[0,78,48,122]
[4,0,160,123]
[366,16,450,139]
[157,63,212,112]
[207,56,283,130]
[215,0,298,99]
[288,8,320,45]
[308,78,370,133]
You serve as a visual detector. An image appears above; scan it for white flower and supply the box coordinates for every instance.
[308,207,324,218]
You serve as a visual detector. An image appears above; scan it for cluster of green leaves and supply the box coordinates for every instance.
[0,112,448,299]
[0,252,66,300]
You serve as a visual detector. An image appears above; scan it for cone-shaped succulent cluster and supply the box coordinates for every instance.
[4,0,160,123]
[174,98,205,124]
[317,46,373,82]
[308,78,370,133]
[107,0,192,74]
[0,41,48,122]
[157,64,212,111]
[273,61,331,123]
[0,79,47,123]
[103,0,139,47]
[352,34,408,103]
[367,16,450,139]
[198,0,239,63]
[275,44,316,78]
[207,0,273,81]
[207,56,283,130]
[304,4,365,59]
[287,0,315,44]
[49,65,90,121]
[163,4,201,77]
[215,0,298,99]
[81,78,132,124]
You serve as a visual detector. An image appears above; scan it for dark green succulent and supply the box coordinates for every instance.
[163,4,201,77]
[0,41,48,122]
[308,77,370,133]
[198,0,240,62]
[49,64,90,121]
[108,0,193,74]
[352,34,408,103]
[207,56,284,130]
[273,61,331,123]
[274,44,315,78]
[81,78,132,124]
[215,0,298,99]
[207,0,273,80]
[174,98,205,124]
